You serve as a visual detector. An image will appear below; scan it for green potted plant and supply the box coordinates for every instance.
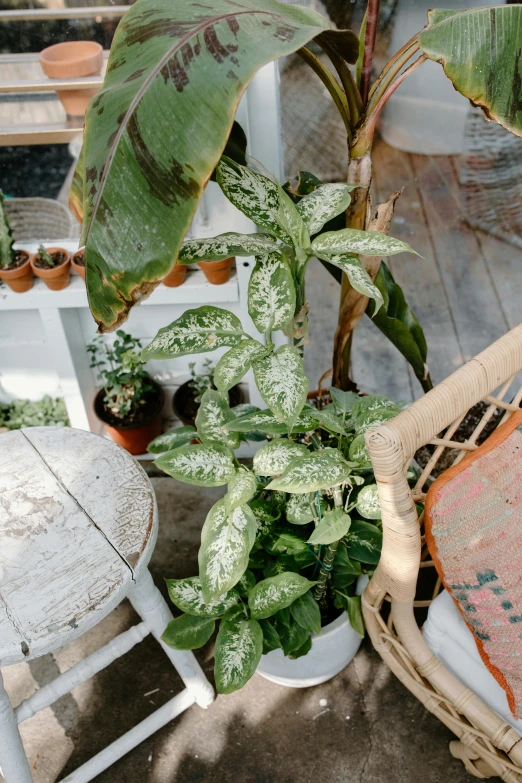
[173,358,243,426]
[0,190,32,293]
[141,162,417,691]
[31,244,71,291]
[88,330,164,455]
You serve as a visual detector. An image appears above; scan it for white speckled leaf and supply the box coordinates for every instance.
[253,439,309,476]
[162,614,215,650]
[214,607,263,694]
[155,442,235,487]
[195,389,239,449]
[352,394,398,423]
[277,185,310,250]
[357,409,397,434]
[179,232,279,263]
[307,405,349,435]
[248,572,316,620]
[166,576,239,617]
[253,346,308,429]
[147,426,195,454]
[356,484,382,519]
[199,501,258,601]
[214,339,267,394]
[248,254,296,334]
[225,468,258,514]
[217,157,292,243]
[308,508,351,545]
[286,493,316,525]
[318,254,383,313]
[227,409,316,435]
[267,448,353,493]
[142,306,244,360]
[312,229,419,258]
[296,183,356,235]
[349,434,372,467]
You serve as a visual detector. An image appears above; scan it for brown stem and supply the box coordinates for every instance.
[360,0,381,105]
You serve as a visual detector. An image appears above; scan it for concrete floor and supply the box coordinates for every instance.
[3,478,477,783]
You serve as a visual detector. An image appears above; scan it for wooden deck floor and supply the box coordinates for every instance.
[304,137,522,401]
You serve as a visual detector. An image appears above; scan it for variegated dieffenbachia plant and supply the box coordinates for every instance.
[144,174,419,692]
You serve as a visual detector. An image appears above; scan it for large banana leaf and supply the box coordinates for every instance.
[72,0,329,331]
[419,6,522,137]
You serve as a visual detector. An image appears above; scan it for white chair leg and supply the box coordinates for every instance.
[127,569,214,708]
[0,671,33,783]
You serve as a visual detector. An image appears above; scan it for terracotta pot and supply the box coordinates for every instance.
[39,41,103,117]
[198,257,234,285]
[72,249,86,281]
[0,251,33,293]
[31,247,71,290]
[94,379,164,456]
[163,264,187,288]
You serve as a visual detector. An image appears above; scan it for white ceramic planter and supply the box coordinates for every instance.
[256,576,368,688]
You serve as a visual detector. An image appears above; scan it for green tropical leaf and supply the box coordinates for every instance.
[199,501,258,600]
[225,467,258,514]
[280,619,310,655]
[253,346,308,428]
[166,576,239,617]
[74,0,329,331]
[214,339,266,394]
[290,590,321,635]
[419,6,522,138]
[346,519,382,564]
[317,253,383,312]
[330,387,359,415]
[276,184,311,251]
[286,492,316,525]
[259,618,281,653]
[179,232,279,263]
[296,183,356,235]
[334,542,362,576]
[155,442,235,486]
[263,554,300,578]
[227,408,316,435]
[234,569,256,596]
[249,497,281,526]
[367,261,432,392]
[356,409,397,434]
[162,614,215,650]
[335,593,364,637]
[253,439,309,476]
[312,229,419,258]
[306,404,350,435]
[348,433,372,467]
[147,425,195,454]
[248,572,316,619]
[195,389,240,449]
[248,253,296,333]
[142,306,244,360]
[352,394,398,424]
[355,484,381,520]
[267,448,354,493]
[214,606,263,693]
[308,508,351,546]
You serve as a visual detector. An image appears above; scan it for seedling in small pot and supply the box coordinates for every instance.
[36,245,57,268]
[31,244,72,290]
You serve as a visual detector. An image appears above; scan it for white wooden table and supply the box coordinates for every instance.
[0,426,214,783]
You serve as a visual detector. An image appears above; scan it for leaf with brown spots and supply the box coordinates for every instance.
[70,0,329,331]
[420,6,522,138]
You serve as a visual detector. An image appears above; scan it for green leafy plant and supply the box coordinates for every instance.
[188,359,215,404]
[87,330,155,421]
[36,245,58,269]
[70,0,522,394]
[144,170,418,693]
[0,190,15,270]
[0,396,69,430]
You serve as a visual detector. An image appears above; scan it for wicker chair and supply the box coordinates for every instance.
[363,323,522,781]
[4,197,74,241]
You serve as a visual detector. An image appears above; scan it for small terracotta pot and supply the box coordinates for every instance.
[163,264,187,288]
[72,248,86,281]
[0,251,33,293]
[94,381,164,455]
[39,41,103,117]
[31,247,71,290]
[198,257,234,285]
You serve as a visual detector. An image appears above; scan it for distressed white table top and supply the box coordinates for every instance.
[0,427,157,665]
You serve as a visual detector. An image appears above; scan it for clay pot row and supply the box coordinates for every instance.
[0,248,86,293]
[163,257,234,288]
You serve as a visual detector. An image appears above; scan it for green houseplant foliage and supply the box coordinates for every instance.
[144,165,419,693]
[0,190,15,269]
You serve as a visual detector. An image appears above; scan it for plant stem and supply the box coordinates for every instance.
[296,47,353,138]
[366,34,420,112]
[313,486,344,605]
[360,0,381,105]
[315,37,362,123]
